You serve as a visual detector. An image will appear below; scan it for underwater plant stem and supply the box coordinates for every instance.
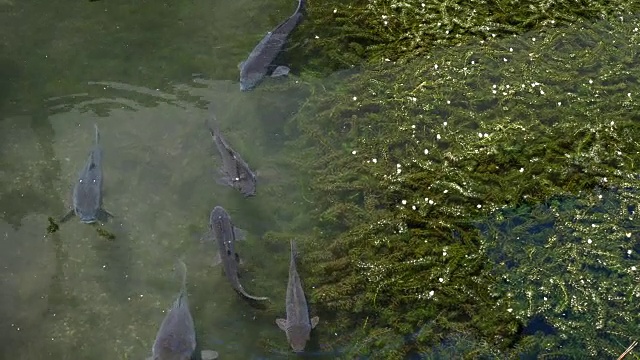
[617,340,637,360]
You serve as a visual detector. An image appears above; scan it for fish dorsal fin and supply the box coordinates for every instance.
[233,227,247,240]
[88,161,96,171]
[212,251,222,266]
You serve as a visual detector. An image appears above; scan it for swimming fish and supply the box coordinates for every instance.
[209,206,269,301]
[206,116,257,197]
[60,124,111,224]
[148,260,218,360]
[238,0,306,91]
[276,239,319,352]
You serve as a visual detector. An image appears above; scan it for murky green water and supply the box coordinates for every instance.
[0,1,323,359]
[3,0,640,359]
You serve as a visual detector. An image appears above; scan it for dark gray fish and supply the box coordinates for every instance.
[206,116,257,197]
[276,239,319,352]
[149,261,219,360]
[238,0,306,91]
[209,206,269,301]
[60,124,111,224]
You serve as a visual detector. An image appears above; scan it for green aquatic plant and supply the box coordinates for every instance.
[47,216,60,234]
[95,227,116,240]
[285,14,640,358]
[480,190,640,358]
[290,0,640,74]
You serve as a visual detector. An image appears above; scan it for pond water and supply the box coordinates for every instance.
[2,0,640,359]
[0,0,329,359]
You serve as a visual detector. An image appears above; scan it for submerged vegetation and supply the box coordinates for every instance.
[284,5,640,358]
[293,0,640,73]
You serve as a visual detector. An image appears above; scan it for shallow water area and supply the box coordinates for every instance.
[2,76,322,359]
[4,0,640,358]
[0,0,326,358]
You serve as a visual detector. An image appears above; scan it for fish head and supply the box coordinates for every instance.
[73,176,101,223]
[75,205,98,223]
[287,325,311,352]
[79,214,98,224]
[239,72,262,92]
[209,206,229,226]
[210,206,238,244]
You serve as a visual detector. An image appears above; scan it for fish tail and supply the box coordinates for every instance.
[205,102,222,136]
[289,239,299,273]
[237,284,269,302]
[295,0,306,15]
[90,124,102,165]
[94,124,100,145]
[177,259,188,293]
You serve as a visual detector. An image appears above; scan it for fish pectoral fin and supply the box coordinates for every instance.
[237,60,246,70]
[98,208,114,221]
[201,349,219,360]
[270,66,290,78]
[276,318,287,331]
[252,168,275,185]
[200,230,215,243]
[212,251,222,267]
[235,253,245,266]
[235,263,244,278]
[233,226,247,241]
[59,209,75,223]
[311,316,320,328]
